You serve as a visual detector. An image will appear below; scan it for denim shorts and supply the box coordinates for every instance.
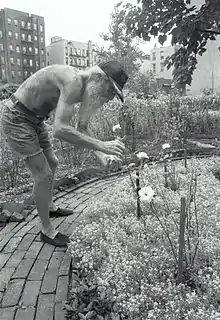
[1,99,52,160]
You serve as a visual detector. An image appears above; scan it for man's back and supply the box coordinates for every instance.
[14,65,83,117]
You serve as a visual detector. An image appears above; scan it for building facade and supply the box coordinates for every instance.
[144,0,220,95]
[150,44,174,79]
[186,0,220,95]
[0,7,46,84]
[46,36,102,69]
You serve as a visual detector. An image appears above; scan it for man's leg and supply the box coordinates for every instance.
[25,152,56,235]
[43,148,74,217]
[25,151,69,246]
[43,148,58,211]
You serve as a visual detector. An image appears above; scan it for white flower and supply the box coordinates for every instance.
[162,143,171,149]
[139,186,155,203]
[112,124,121,132]
[136,152,149,160]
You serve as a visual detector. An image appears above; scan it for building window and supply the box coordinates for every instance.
[24,70,28,77]
[10,57,14,64]
[35,47,39,54]
[78,58,81,66]
[22,46,27,53]
[33,23,37,30]
[160,51,164,60]
[65,57,68,65]
[29,46,32,52]
[36,60,39,67]
[11,70,15,77]
[77,49,81,55]
[42,61,45,67]
[160,62,164,72]
[0,44,3,51]
[8,30,12,37]
[8,18,12,25]
[0,30,2,38]
[2,68,6,78]
[18,70,21,77]
[16,45,20,53]
[1,56,5,64]
[152,52,156,60]
[152,63,156,73]
[15,32,19,40]
[28,34,32,42]
[17,58,21,65]
[41,49,44,55]
[29,59,33,66]
[40,37,44,43]
[23,58,27,65]
[30,71,33,75]
[27,22,31,30]
[74,48,77,55]
[14,19,18,26]
[21,33,25,41]
[21,20,25,28]
[9,44,13,51]
[34,35,38,41]
[40,24,43,32]
[65,47,68,55]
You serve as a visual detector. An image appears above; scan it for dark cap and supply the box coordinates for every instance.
[98,60,128,102]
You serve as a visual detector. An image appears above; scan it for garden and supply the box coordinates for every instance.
[1,85,220,319]
[62,92,220,320]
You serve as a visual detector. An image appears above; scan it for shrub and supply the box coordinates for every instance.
[69,157,220,320]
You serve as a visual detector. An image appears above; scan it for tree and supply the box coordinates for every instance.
[123,0,220,89]
[127,69,159,98]
[99,2,147,76]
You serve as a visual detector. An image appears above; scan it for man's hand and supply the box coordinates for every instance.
[98,139,125,158]
[95,152,123,171]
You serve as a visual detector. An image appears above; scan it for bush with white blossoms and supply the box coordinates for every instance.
[69,157,220,320]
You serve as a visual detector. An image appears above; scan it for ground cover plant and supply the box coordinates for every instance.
[68,156,220,320]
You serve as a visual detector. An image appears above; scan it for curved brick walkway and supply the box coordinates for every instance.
[0,173,126,320]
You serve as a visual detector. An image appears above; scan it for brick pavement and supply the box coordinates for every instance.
[0,173,126,320]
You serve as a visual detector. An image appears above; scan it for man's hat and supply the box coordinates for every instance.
[98,60,128,102]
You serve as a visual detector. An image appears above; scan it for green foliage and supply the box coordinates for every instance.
[69,158,220,320]
[127,69,159,98]
[0,84,19,100]
[123,0,220,86]
[99,3,147,76]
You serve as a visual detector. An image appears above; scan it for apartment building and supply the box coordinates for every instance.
[46,36,102,69]
[186,0,220,94]
[0,7,46,84]
[149,44,174,79]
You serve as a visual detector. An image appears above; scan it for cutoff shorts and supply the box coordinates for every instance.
[1,99,52,160]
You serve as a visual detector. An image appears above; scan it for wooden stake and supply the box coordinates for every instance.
[177,196,186,284]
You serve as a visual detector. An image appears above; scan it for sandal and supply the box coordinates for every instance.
[40,231,70,247]
[49,207,73,218]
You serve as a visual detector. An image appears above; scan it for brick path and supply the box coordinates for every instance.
[0,174,126,320]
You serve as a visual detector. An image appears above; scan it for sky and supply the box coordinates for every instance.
[1,0,161,53]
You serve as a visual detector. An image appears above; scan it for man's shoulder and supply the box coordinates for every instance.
[47,65,81,86]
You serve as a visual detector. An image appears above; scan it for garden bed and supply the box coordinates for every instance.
[67,156,220,320]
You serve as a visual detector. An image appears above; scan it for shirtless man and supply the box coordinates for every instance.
[1,60,128,247]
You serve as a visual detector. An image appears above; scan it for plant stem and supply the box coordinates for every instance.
[177,197,187,284]
[136,169,141,218]
[151,202,178,266]
[164,160,169,188]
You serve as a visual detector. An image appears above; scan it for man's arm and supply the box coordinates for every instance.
[77,123,123,171]
[76,123,105,159]
[53,82,125,157]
